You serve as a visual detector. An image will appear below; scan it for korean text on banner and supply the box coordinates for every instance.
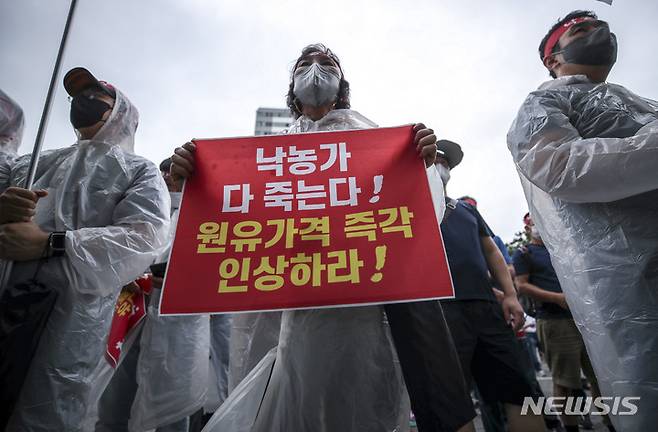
[160,125,453,314]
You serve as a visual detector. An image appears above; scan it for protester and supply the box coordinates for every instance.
[513,214,611,432]
[0,89,24,166]
[507,10,658,430]
[436,140,544,432]
[159,158,232,417]
[0,89,25,226]
[171,43,476,432]
[457,195,513,302]
[95,157,210,432]
[0,67,171,431]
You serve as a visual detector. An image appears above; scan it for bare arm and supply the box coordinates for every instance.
[515,274,568,309]
[481,236,515,297]
[481,235,525,330]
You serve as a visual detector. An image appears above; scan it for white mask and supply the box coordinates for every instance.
[435,163,451,185]
[530,226,542,240]
[293,63,341,108]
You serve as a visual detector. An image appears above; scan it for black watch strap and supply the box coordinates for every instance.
[49,231,67,257]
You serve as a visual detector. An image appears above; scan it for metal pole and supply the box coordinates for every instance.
[0,0,78,290]
[25,0,79,189]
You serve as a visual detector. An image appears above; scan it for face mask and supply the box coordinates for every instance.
[293,63,341,108]
[70,94,112,129]
[559,25,617,67]
[435,164,451,185]
[530,226,542,240]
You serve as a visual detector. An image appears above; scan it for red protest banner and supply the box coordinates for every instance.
[160,125,453,314]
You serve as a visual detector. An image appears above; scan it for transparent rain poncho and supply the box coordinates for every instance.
[228,311,281,392]
[129,204,211,431]
[2,87,171,431]
[208,109,443,432]
[0,88,24,176]
[508,75,658,431]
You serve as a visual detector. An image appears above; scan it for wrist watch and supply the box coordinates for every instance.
[48,231,67,257]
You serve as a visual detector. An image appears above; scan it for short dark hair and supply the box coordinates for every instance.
[286,43,351,119]
[159,157,172,173]
[523,212,531,225]
[538,10,598,78]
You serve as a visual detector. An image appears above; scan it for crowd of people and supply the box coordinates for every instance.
[0,8,656,432]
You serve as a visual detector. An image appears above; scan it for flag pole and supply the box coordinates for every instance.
[25,0,79,189]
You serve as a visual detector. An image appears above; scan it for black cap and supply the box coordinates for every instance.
[63,67,115,98]
[436,139,463,169]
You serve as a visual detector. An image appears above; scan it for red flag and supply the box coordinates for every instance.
[105,279,148,367]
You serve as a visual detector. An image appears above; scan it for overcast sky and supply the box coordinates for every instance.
[1,0,655,241]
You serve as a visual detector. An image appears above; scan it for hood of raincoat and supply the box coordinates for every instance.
[75,87,139,152]
[507,76,658,431]
[287,108,377,133]
[0,88,25,154]
[3,85,171,432]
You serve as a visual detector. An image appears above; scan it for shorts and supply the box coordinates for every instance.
[384,300,476,431]
[537,318,596,390]
[441,300,535,406]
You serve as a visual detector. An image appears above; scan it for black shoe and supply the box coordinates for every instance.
[579,413,593,430]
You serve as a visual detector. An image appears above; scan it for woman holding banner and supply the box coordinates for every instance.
[171,44,476,432]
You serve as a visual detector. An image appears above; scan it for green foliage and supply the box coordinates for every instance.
[506,230,528,256]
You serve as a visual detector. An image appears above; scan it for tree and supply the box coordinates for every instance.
[506,230,528,256]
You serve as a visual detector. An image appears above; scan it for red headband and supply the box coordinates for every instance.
[543,16,595,59]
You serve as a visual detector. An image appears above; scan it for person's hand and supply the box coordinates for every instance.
[0,222,50,261]
[0,187,48,224]
[502,294,525,332]
[123,281,142,294]
[412,123,437,168]
[170,141,197,192]
[553,293,569,310]
[493,288,506,303]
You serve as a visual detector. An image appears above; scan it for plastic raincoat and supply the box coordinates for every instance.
[0,88,24,175]
[508,75,658,431]
[208,313,232,407]
[249,109,439,432]
[2,87,171,431]
[129,201,210,431]
[203,349,277,432]
[228,311,281,392]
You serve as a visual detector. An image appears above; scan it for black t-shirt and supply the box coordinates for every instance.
[512,244,572,319]
[440,201,496,302]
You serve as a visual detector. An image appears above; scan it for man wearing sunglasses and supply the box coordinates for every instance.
[507,10,658,431]
[0,67,170,431]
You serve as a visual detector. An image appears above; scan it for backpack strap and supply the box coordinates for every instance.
[443,197,458,222]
